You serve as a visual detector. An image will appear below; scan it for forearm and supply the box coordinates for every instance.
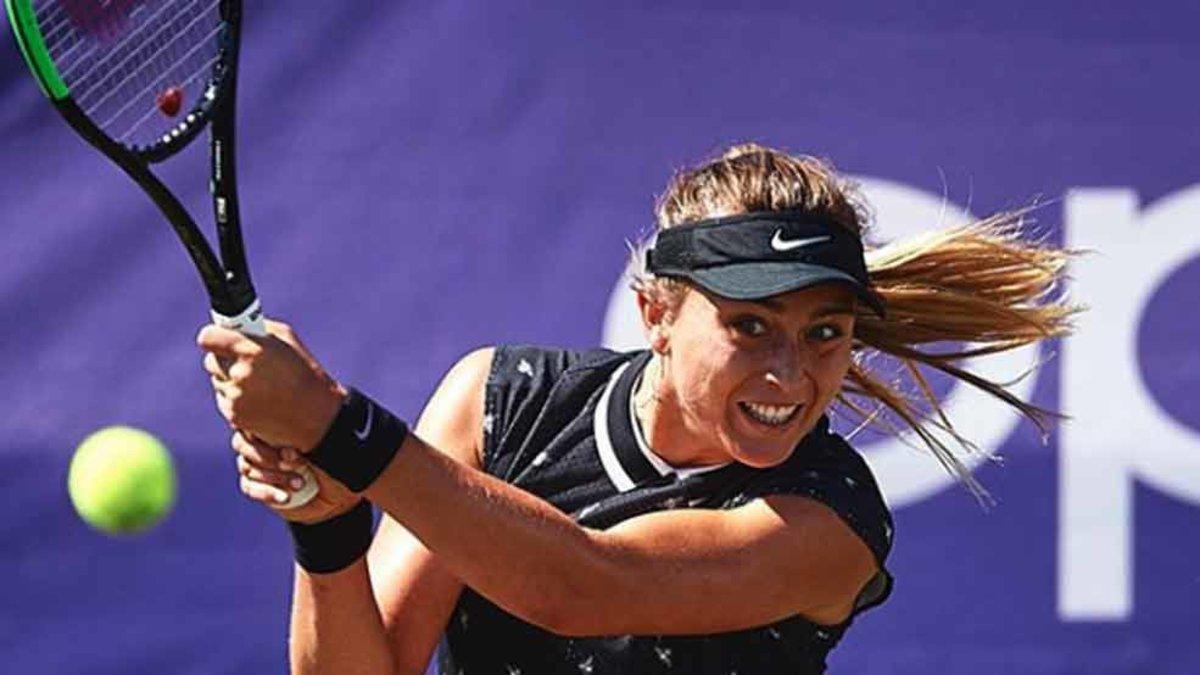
[290,559,400,675]
[363,435,606,632]
[357,435,869,636]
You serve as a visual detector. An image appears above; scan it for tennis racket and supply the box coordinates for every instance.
[5,0,318,507]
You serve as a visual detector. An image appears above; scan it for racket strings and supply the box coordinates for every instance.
[116,52,219,143]
[32,0,223,149]
[50,0,192,92]
[95,23,222,139]
[70,2,210,103]
[38,0,171,79]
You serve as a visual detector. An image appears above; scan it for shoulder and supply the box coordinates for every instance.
[414,347,496,469]
[444,346,496,391]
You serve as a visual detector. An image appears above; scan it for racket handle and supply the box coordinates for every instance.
[211,299,320,509]
[212,297,267,337]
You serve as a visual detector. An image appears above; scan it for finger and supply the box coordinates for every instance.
[263,319,320,368]
[196,324,263,359]
[264,320,306,355]
[215,391,236,425]
[203,352,228,380]
[280,447,302,466]
[239,474,291,506]
[231,431,288,469]
[210,375,236,398]
[226,359,254,383]
[237,455,308,492]
[263,319,292,339]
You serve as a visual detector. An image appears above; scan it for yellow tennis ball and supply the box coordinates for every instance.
[68,426,176,535]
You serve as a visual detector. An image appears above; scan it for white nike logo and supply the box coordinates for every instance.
[355,402,374,440]
[770,230,831,252]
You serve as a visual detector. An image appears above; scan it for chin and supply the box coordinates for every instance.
[724,406,811,468]
[727,440,797,469]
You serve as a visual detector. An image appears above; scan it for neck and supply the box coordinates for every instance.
[632,354,728,468]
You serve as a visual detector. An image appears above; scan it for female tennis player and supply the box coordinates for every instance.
[199,144,1075,674]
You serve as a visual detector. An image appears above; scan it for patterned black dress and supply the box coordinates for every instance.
[438,346,894,674]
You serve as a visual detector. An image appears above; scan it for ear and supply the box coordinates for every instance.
[635,290,671,354]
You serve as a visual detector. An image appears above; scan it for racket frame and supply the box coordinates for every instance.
[6,0,320,508]
[5,0,257,321]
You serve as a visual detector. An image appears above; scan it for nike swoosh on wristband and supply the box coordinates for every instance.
[355,401,374,441]
[770,230,831,252]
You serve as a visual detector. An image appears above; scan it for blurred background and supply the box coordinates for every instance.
[2,1,1198,672]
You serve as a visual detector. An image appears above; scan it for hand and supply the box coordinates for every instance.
[231,431,359,524]
[198,319,344,451]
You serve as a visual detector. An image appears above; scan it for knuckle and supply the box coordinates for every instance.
[229,362,252,382]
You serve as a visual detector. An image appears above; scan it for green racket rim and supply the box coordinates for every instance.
[5,0,68,100]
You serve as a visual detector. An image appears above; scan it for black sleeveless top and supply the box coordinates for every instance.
[438,346,894,674]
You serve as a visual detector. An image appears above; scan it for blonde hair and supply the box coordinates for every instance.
[636,143,1079,502]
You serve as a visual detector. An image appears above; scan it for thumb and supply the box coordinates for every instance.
[196,324,263,359]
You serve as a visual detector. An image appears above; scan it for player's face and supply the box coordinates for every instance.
[661,284,856,468]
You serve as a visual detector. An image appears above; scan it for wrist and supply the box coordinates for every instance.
[298,381,349,453]
[304,388,408,493]
[288,499,375,574]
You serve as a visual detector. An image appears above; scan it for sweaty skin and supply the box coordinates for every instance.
[634,285,857,470]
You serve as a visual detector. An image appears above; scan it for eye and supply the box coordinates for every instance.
[806,323,845,343]
[731,316,769,338]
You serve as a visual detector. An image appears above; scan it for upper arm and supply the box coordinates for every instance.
[574,494,878,635]
[366,347,494,672]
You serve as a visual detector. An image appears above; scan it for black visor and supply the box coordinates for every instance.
[645,211,885,316]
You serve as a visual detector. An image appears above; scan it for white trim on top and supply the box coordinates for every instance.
[593,361,637,492]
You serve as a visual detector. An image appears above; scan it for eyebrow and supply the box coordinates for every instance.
[812,302,857,318]
[749,298,856,318]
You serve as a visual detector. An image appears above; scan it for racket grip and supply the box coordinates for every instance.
[211,297,267,336]
[211,298,320,509]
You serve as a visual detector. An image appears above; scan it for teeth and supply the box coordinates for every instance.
[741,402,800,426]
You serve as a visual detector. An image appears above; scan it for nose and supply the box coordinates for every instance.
[762,339,813,396]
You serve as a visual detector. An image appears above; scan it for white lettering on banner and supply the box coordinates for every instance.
[1059,187,1200,621]
[599,178,1200,624]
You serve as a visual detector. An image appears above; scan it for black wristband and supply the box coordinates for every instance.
[307,388,408,493]
[287,499,374,574]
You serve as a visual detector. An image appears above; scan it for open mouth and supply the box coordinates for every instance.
[738,401,802,428]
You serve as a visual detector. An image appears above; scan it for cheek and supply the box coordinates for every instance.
[811,345,853,401]
[671,332,740,412]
